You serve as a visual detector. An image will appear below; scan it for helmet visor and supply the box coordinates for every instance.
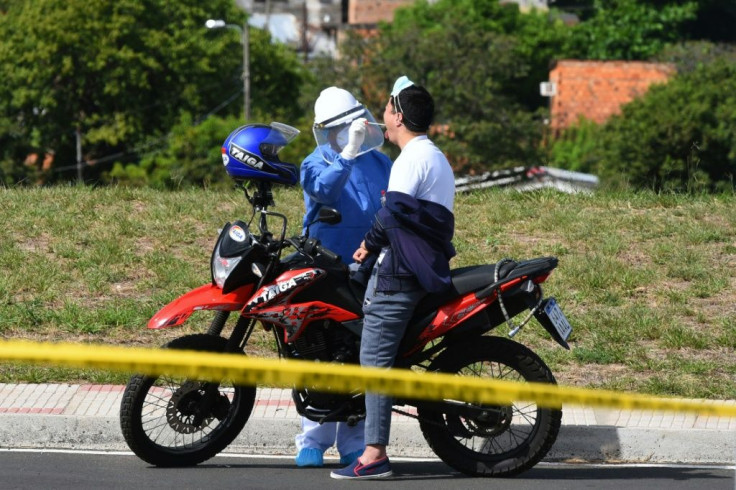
[254,122,300,161]
[312,108,384,164]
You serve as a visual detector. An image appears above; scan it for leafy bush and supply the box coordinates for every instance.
[107,114,237,188]
[546,118,601,173]
[550,59,736,191]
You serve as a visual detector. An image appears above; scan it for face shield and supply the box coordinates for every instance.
[312,106,384,164]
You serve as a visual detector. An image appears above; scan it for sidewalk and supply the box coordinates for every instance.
[1,383,735,464]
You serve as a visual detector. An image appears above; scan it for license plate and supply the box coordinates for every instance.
[544,298,572,341]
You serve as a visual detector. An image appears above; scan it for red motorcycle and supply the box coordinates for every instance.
[119,123,573,477]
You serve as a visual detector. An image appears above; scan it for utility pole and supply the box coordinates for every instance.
[206,19,251,121]
[302,2,308,62]
[75,127,83,184]
[243,20,251,121]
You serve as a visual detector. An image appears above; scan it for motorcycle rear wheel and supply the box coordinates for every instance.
[418,336,561,477]
[120,334,256,466]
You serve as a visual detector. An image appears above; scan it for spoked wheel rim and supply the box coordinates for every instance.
[417,336,561,477]
[139,376,237,451]
[120,334,257,466]
[441,360,541,459]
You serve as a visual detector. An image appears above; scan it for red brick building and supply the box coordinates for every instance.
[347,0,547,25]
[348,0,415,25]
[548,60,675,134]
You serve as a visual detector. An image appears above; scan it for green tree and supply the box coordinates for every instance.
[382,0,567,111]
[553,0,735,45]
[655,40,736,74]
[549,0,595,17]
[309,0,568,173]
[562,0,698,60]
[652,0,736,43]
[0,0,305,186]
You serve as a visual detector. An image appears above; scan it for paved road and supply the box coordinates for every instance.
[1,451,734,490]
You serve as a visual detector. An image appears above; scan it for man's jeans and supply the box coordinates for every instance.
[360,265,426,446]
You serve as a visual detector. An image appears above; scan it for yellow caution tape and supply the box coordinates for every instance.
[1,339,735,417]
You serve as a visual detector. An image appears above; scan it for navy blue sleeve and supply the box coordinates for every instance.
[363,208,389,252]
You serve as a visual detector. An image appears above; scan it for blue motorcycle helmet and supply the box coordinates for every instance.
[221,122,300,186]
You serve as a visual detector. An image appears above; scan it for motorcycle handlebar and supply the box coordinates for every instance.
[314,243,340,262]
[300,236,341,263]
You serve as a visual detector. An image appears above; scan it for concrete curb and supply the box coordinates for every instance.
[1,384,735,464]
[2,416,735,464]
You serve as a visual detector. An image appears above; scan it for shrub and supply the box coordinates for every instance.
[550,59,736,192]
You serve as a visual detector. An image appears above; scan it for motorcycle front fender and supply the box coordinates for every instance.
[147,283,255,330]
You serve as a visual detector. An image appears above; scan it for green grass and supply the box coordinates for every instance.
[1,185,735,400]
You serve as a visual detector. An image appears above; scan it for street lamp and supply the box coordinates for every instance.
[206,18,251,121]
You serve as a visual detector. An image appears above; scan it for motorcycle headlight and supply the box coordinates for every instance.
[212,246,243,289]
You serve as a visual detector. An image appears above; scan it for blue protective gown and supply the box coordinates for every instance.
[300,146,392,262]
[296,145,391,458]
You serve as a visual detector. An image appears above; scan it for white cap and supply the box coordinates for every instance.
[314,87,365,128]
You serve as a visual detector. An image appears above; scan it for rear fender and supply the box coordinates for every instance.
[148,283,255,330]
[402,279,535,357]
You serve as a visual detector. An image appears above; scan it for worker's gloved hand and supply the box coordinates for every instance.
[340,118,367,160]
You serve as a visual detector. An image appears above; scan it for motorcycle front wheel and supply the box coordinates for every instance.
[120,334,257,466]
[418,336,561,477]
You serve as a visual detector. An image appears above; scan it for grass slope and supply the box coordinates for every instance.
[1,186,734,399]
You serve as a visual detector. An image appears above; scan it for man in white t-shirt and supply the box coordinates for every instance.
[379,80,454,213]
[331,76,456,480]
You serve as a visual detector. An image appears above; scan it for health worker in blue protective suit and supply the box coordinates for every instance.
[295,87,392,468]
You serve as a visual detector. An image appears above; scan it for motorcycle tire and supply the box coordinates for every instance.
[120,334,257,467]
[417,336,561,477]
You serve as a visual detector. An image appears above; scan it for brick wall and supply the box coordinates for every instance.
[348,0,415,25]
[348,0,546,24]
[549,60,675,133]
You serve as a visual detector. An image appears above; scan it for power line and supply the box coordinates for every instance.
[52,88,243,174]
[20,76,243,150]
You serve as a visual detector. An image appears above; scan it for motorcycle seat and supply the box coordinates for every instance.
[414,257,558,317]
[414,261,517,316]
[451,262,518,294]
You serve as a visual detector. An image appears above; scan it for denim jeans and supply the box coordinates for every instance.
[360,263,426,446]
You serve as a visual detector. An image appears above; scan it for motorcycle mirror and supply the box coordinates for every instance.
[304,207,342,238]
[317,207,341,225]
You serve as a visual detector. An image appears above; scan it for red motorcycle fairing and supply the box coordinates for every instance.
[248,301,359,343]
[240,267,359,342]
[406,276,527,356]
[147,283,255,330]
[417,292,494,346]
[242,268,326,312]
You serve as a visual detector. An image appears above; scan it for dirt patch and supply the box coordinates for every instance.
[134,237,156,256]
[557,363,631,387]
